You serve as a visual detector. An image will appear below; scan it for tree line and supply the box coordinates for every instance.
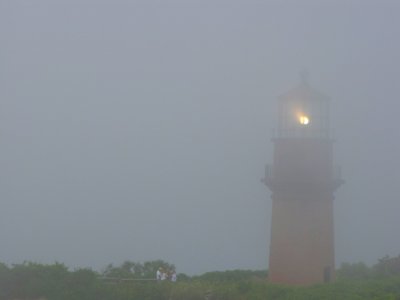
[0,255,400,299]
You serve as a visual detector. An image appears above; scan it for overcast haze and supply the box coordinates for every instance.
[1,0,399,275]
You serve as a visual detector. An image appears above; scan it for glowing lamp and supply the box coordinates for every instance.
[276,75,330,138]
[299,115,310,125]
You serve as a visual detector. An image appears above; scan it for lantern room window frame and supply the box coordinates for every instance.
[276,84,331,139]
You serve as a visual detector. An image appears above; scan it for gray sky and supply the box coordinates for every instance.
[1,0,399,275]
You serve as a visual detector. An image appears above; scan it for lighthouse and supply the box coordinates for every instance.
[263,76,343,285]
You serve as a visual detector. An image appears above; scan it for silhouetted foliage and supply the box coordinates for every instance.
[337,262,372,280]
[102,259,175,279]
[374,254,400,277]
[193,269,267,282]
[337,255,400,280]
[1,257,400,299]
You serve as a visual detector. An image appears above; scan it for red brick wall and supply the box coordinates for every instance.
[268,139,335,285]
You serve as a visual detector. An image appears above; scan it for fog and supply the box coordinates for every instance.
[1,0,399,275]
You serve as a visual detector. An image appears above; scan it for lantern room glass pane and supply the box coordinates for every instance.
[277,95,330,139]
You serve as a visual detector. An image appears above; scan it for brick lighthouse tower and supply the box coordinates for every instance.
[263,75,343,285]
